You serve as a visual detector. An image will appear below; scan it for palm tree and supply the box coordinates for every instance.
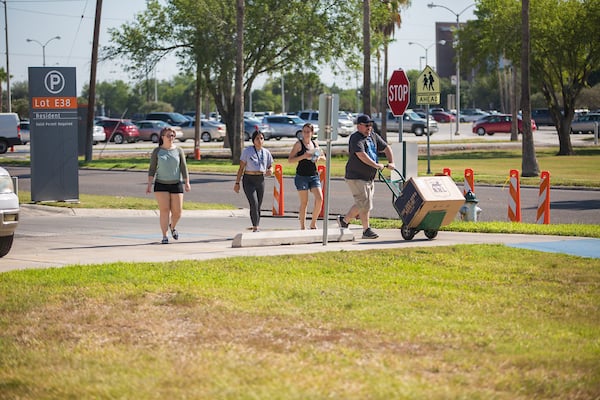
[375,0,404,140]
[363,0,372,115]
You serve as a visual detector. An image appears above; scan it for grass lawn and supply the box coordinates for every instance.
[0,246,598,399]
[2,146,598,398]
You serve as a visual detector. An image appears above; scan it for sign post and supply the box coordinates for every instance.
[416,65,441,174]
[318,93,339,246]
[29,67,79,201]
[387,69,410,143]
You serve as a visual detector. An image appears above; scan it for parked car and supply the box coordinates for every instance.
[472,114,537,135]
[374,110,438,136]
[431,110,456,123]
[570,113,600,134]
[92,125,105,144]
[135,120,182,143]
[95,119,140,143]
[297,110,353,137]
[261,115,308,140]
[244,118,274,141]
[0,166,19,257]
[178,119,227,142]
[532,108,555,126]
[145,112,189,126]
[0,113,21,153]
[459,108,489,122]
[19,121,30,144]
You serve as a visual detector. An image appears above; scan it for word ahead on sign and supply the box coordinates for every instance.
[387,69,410,117]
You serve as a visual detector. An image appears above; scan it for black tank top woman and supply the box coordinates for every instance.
[295,139,318,176]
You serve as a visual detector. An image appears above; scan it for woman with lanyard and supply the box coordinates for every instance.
[287,123,325,230]
[233,130,274,232]
[147,127,191,244]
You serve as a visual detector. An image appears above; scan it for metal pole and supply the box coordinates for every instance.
[322,94,333,246]
[398,115,403,143]
[426,104,431,174]
[427,3,475,134]
[3,1,11,112]
[455,14,460,135]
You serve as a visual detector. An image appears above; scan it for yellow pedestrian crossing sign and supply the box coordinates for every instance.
[416,65,440,105]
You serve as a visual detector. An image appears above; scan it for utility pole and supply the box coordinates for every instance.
[85,0,102,162]
[3,1,11,112]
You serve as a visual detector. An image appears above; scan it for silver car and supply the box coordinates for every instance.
[244,118,274,141]
[262,115,306,140]
[19,121,30,144]
[179,119,227,142]
[135,120,183,143]
[93,125,105,144]
[0,167,19,257]
[570,113,600,134]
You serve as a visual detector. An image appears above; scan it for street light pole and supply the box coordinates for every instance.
[427,2,475,135]
[408,40,446,70]
[2,0,11,112]
[26,35,61,67]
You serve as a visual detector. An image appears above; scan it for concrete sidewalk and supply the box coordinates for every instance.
[1,205,597,273]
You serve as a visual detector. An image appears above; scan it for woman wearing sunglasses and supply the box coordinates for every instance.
[147,127,191,244]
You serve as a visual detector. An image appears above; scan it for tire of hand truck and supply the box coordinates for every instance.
[400,225,416,240]
[424,230,438,240]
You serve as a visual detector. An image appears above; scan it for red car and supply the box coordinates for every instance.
[431,111,456,123]
[472,114,537,136]
[96,119,140,143]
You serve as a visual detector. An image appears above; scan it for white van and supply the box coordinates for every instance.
[0,113,21,154]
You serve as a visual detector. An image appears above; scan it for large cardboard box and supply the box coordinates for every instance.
[394,176,465,228]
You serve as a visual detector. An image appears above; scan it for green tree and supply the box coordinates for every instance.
[81,80,132,118]
[462,0,600,156]
[104,0,360,162]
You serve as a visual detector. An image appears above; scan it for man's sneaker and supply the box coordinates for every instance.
[337,215,349,228]
[161,237,169,244]
[362,228,379,239]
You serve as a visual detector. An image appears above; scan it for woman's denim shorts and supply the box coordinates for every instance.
[294,174,321,191]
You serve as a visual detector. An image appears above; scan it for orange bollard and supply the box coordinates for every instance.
[508,169,521,222]
[318,165,326,218]
[463,168,474,195]
[10,146,14,152]
[272,164,284,216]
[443,167,451,177]
[194,147,201,160]
[536,171,551,224]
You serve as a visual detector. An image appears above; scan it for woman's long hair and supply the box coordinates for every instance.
[158,127,176,146]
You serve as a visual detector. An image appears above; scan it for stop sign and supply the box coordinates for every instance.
[387,69,410,116]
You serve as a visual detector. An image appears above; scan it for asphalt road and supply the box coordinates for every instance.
[3,124,599,225]
[6,166,600,225]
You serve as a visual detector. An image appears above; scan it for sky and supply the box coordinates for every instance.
[2,0,476,95]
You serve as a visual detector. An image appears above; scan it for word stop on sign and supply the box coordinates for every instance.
[388,84,409,102]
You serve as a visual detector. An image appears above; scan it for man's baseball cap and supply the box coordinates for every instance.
[356,114,374,124]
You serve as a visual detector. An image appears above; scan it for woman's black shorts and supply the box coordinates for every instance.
[154,181,184,193]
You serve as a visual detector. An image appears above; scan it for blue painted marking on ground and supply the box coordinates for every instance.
[508,239,600,259]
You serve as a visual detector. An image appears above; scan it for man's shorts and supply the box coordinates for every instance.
[346,179,374,212]
[154,181,184,194]
[294,174,321,191]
